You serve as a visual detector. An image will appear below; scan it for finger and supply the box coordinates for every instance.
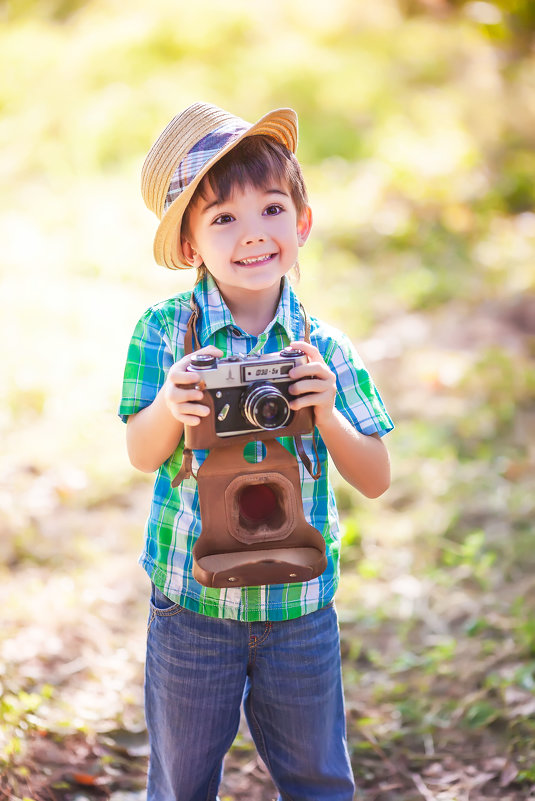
[167,385,205,404]
[193,345,224,358]
[168,369,201,387]
[169,409,203,426]
[177,402,211,418]
[169,403,210,424]
[289,362,332,381]
[290,340,323,362]
[289,378,330,396]
[289,390,330,411]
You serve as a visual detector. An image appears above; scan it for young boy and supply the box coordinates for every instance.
[119,102,393,801]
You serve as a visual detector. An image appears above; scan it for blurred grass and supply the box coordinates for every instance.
[1,0,535,788]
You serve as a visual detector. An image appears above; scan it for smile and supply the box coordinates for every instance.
[235,254,275,266]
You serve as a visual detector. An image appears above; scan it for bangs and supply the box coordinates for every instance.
[187,134,308,219]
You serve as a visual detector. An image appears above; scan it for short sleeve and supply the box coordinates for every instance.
[326,333,393,437]
[118,309,174,422]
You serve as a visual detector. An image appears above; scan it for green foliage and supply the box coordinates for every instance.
[0,685,55,766]
[511,598,535,656]
[463,700,502,729]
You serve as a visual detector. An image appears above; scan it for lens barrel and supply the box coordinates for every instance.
[241,383,291,430]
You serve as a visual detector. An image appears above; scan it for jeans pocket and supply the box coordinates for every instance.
[148,583,184,633]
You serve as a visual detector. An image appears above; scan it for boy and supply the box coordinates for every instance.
[119,102,393,801]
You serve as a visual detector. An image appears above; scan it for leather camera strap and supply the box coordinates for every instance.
[171,447,195,487]
[184,295,201,354]
[294,301,321,479]
[174,292,321,485]
[300,301,310,343]
[294,433,321,480]
[171,298,202,486]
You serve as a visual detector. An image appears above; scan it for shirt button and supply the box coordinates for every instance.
[231,327,242,337]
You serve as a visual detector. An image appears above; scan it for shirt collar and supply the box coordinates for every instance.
[192,273,304,344]
[192,273,234,342]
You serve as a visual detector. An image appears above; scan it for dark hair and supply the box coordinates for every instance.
[182,135,308,280]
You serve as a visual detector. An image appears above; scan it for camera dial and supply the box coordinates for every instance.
[241,383,291,430]
[190,354,217,369]
[280,347,305,358]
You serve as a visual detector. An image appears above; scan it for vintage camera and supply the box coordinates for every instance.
[184,348,314,450]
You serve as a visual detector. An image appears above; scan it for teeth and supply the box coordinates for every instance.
[238,255,271,264]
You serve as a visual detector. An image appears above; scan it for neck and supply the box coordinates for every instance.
[217,281,283,337]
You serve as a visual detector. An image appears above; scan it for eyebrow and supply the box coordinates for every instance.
[199,188,290,215]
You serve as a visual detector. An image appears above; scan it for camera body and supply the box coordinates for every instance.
[184,348,314,450]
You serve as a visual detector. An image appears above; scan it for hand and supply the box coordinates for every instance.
[164,346,223,426]
[287,340,337,428]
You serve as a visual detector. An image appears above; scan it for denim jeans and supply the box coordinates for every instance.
[145,584,355,801]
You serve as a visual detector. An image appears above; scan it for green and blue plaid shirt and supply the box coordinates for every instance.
[119,274,393,621]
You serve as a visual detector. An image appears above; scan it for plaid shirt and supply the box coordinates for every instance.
[119,274,393,621]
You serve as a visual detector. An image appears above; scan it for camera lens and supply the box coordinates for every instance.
[261,399,281,424]
[241,383,291,430]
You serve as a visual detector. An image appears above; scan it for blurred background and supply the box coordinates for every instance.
[1,0,534,799]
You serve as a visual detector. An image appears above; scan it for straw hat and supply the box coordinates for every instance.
[141,102,298,270]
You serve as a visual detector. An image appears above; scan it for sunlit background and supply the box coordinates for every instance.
[1,0,535,796]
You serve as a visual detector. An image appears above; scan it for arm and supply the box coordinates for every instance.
[311,412,390,498]
[126,345,223,473]
[288,340,391,498]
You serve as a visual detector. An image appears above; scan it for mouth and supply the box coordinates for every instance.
[235,254,276,266]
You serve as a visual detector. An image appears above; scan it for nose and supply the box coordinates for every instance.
[240,216,267,246]
[242,231,266,246]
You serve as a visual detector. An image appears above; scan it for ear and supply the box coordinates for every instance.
[296,205,313,247]
[181,237,204,268]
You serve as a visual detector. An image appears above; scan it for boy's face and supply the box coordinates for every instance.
[181,181,312,305]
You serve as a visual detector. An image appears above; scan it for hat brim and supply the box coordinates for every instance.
[152,108,298,270]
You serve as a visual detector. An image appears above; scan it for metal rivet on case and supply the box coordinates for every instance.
[289,573,297,578]
[228,577,237,582]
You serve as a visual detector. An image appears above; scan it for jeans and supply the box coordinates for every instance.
[145,584,355,801]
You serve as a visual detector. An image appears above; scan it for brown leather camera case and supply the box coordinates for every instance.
[192,438,327,588]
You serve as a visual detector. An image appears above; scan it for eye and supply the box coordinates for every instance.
[213,213,234,225]
[264,204,283,216]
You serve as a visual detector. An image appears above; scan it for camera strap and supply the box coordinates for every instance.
[184,294,202,353]
[172,294,321,487]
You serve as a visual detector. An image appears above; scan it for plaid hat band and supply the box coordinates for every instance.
[164,119,250,212]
